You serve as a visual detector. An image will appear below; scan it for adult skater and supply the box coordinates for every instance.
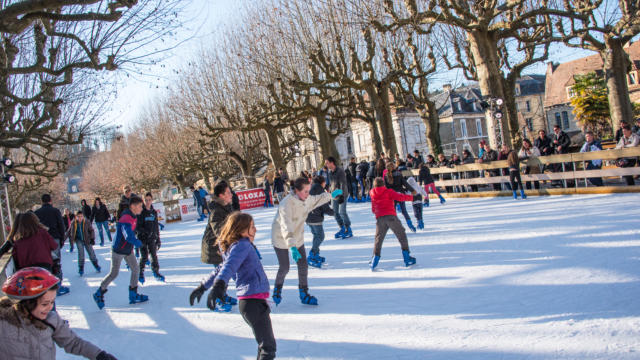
[271,177,342,305]
[0,267,118,360]
[369,178,417,270]
[507,150,527,199]
[34,194,70,296]
[306,176,335,268]
[418,162,445,206]
[190,213,276,360]
[93,196,147,309]
[325,156,352,238]
[136,192,164,283]
[92,198,112,246]
[66,211,101,276]
[384,162,417,232]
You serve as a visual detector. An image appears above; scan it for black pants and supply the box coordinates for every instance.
[239,299,276,360]
[412,203,423,222]
[139,240,159,273]
[509,170,523,191]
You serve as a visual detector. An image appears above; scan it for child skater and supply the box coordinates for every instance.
[507,150,527,199]
[418,162,446,206]
[93,196,147,309]
[189,212,276,360]
[0,267,117,359]
[369,177,417,270]
[271,177,342,305]
[306,175,335,268]
[136,192,164,283]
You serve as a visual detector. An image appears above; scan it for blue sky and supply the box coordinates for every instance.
[106,0,600,133]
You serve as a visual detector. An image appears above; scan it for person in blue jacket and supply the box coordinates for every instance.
[189,212,275,360]
[93,196,147,309]
[191,186,206,221]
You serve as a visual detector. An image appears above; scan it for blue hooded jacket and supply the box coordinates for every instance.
[203,238,269,297]
[113,209,142,255]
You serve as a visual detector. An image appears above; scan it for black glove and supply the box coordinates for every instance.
[97,351,118,360]
[337,195,345,204]
[206,280,227,311]
[189,284,206,306]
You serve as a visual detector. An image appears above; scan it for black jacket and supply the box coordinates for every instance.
[136,205,160,244]
[384,169,410,193]
[418,165,434,185]
[412,155,424,169]
[34,204,66,241]
[366,161,376,178]
[348,162,358,179]
[231,190,240,211]
[534,136,553,156]
[201,198,233,265]
[305,183,335,224]
[82,204,93,222]
[482,149,500,176]
[553,131,571,154]
[273,177,285,193]
[92,203,110,222]
[355,161,369,178]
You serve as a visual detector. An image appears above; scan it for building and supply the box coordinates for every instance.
[544,41,640,139]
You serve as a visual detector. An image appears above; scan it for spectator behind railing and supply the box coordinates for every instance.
[449,154,462,193]
[425,154,437,168]
[519,139,542,190]
[462,149,478,192]
[579,131,604,187]
[437,153,453,193]
[615,124,640,186]
[497,145,512,191]
[479,142,501,191]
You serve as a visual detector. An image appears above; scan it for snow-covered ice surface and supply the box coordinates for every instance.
[56,194,640,359]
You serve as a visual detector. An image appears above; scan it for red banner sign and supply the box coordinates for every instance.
[237,188,267,210]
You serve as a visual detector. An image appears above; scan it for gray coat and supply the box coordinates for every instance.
[0,298,102,359]
[328,166,348,195]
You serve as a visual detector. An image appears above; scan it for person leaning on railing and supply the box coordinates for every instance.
[615,124,640,186]
[579,131,604,187]
[518,139,542,190]
[478,142,501,191]
[461,150,478,192]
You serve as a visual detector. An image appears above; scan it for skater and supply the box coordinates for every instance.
[92,198,112,246]
[369,178,417,270]
[0,212,58,274]
[136,192,164,283]
[507,150,527,199]
[418,162,445,206]
[366,158,377,201]
[34,194,70,296]
[191,186,206,221]
[93,196,147,309]
[384,162,417,232]
[200,181,238,308]
[263,176,274,208]
[356,159,369,201]
[66,211,101,276]
[198,186,210,216]
[273,173,285,203]
[325,156,352,238]
[189,213,276,360]
[271,177,342,306]
[0,267,118,360]
[306,176,335,268]
[80,199,93,223]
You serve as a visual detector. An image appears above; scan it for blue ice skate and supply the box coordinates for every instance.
[334,226,346,239]
[93,288,106,310]
[402,250,416,267]
[299,287,318,305]
[406,219,416,233]
[128,286,149,304]
[370,255,380,271]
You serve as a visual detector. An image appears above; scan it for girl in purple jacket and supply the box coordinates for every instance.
[189,212,275,360]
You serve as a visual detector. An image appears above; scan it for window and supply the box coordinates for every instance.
[630,72,637,85]
[460,119,468,138]
[454,102,461,112]
[562,111,570,129]
[526,118,533,131]
[476,118,483,137]
[567,87,576,99]
[555,112,562,128]
[358,134,365,152]
[346,136,353,154]
[415,125,424,144]
[451,122,456,138]
[526,101,531,112]
[515,84,521,96]
[515,102,520,111]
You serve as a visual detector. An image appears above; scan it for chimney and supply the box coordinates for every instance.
[443,84,452,92]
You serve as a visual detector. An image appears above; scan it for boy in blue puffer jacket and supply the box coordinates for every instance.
[93,196,147,309]
[189,212,275,360]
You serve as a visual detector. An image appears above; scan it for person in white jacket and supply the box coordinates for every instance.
[271,177,342,306]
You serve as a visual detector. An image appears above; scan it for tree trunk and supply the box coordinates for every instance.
[467,31,512,148]
[502,77,522,149]
[365,119,384,156]
[313,115,340,160]
[228,152,257,189]
[367,84,399,156]
[604,37,634,132]
[417,103,442,156]
[264,127,285,170]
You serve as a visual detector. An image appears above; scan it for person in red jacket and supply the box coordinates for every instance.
[1,212,59,272]
[368,177,417,270]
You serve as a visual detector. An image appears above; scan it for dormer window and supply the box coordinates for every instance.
[629,72,637,85]
[566,87,577,99]
[515,84,521,96]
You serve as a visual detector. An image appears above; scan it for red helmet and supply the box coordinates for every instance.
[2,267,60,300]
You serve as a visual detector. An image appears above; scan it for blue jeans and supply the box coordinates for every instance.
[95,221,112,244]
[394,201,411,222]
[309,224,325,254]
[356,176,366,199]
[332,199,351,228]
[196,204,204,217]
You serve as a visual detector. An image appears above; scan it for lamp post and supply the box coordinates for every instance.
[1,156,15,245]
